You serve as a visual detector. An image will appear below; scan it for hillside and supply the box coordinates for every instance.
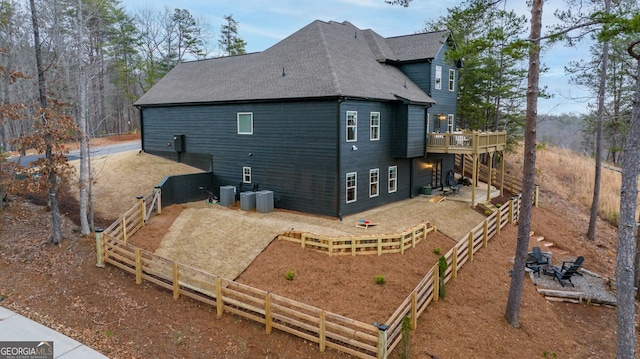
[0,141,636,358]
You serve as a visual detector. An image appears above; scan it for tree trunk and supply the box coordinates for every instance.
[504,0,542,328]
[616,50,640,359]
[30,0,62,245]
[587,0,610,241]
[77,0,90,236]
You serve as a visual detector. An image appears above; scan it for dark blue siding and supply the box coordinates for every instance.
[142,100,339,216]
[337,100,415,216]
[398,63,431,95]
[428,45,458,133]
[406,105,426,158]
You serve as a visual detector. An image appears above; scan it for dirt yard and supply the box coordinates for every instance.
[0,135,636,358]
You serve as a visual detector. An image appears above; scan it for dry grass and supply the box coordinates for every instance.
[69,151,202,216]
[505,143,639,225]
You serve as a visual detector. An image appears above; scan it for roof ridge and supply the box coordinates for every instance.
[316,21,342,96]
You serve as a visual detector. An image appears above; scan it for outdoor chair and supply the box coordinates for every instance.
[444,171,460,195]
[525,246,551,276]
[551,256,584,287]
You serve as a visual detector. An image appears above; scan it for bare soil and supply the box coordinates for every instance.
[1,135,636,358]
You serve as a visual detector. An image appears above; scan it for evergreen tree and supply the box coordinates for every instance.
[219,15,246,56]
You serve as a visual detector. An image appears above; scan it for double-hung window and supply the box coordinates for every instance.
[370,112,380,141]
[346,172,357,203]
[369,169,379,197]
[388,166,397,193]
[243,167,251,183]
[346,111,357,142]
[435,66,442,90]
[447,114,454,133]
[237,113,253,134]
[448,69,456,91]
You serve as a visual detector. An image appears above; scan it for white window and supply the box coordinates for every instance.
[435,66,442,90]
[370,112,380,141]
[447,114,454,133]
[369,169,379,197]
[388,166,397,193]
[346,172,357,203]
[346,111,357,142]
[448,69,455,91]
[237,113,253,134]
[243,167,251,183]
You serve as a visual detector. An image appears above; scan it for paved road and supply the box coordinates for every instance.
[10,142,141,166]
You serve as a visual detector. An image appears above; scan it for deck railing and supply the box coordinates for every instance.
[427,131,507,155]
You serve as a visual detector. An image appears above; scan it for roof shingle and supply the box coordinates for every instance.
[135,20,447,107]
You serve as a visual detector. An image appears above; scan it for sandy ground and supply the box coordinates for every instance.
[145,195,485,280]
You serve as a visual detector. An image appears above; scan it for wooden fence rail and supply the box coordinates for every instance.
[278,222,436,256]
[382,194,521,354]
[98,187,523,359]
[101,233,380,359]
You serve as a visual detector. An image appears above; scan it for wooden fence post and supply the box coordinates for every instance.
[452,247,458,279]
[137,195,145,227]
[468,232,474,262]
[215,277,223,317]
[377,324,388,359]
[319,310,326,352]
[496,207,502,235]
[154,186,162,215]
[135,248,142,284]
[172,263,180,300]
[95,228,105,268]
[265,293,272,334]
[301,234,306,249]
[508,198,514,224]
[351,238,357,256]
[411,292,417,330]
[534,184,539,207]
[377,237,382,256]
[483,219,488,247]
[400,233,405,254]
[433,264,440,302]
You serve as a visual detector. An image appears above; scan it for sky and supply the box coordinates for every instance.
[122,0,594,116]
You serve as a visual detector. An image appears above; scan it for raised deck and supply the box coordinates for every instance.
[427,131,507,155]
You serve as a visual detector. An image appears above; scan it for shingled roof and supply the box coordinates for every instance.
[135,21,447,107]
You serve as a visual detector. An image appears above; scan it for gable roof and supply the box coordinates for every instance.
[385,30,451,62]
[135,21,448,107]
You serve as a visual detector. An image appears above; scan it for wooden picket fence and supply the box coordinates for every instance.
[278,222,436,256]
[98,188,523,359]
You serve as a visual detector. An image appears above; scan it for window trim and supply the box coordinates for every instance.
[435,65,442,90]
[448,69,455,91]
[388,166,397,193]
[370,112,380,141]
[369,169,379,198]
[237,112,253,135]
[346,172,357,203]
[447,114,454,133]
[242,166,252,183]
[346,111,357,142]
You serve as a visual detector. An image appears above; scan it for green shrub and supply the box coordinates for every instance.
[433,247,441,255]
[484,210,492,216]
[375,275,385,285]
[285,270,295,281]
